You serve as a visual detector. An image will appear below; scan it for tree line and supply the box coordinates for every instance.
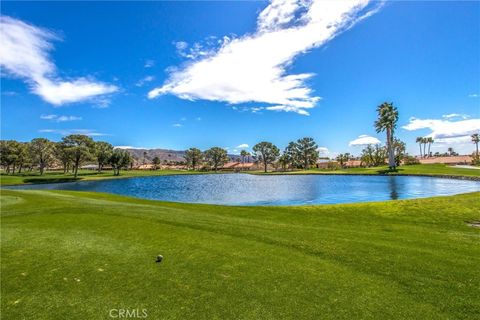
[183,137,320,173]
[1,135,131,177]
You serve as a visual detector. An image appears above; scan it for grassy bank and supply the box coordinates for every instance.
[254,164,480,178]
[1,189,479,319]
[0,169,203,186]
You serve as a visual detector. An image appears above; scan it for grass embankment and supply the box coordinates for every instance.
[1,189,479,319]
[254,164,480,178]
[0,169,202,186]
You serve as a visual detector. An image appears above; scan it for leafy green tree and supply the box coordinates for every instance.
[109,149,132,176]
[336,153,352,168]
[294,137,319,169]
[374,102,399,169]
[0,140,20,174]
[152,156,161,170]
[392,138,406,166]
[253,141,280,173]
[360,144,386,167]
[29,138,55,175]
[62,135,95,178]
[184,148,203,170]
[95,141,114,172]
[55,142,73,173]
[284,142,300,169]
[277,153,291,171]
[204,147,228,172]
[15,142,30,173]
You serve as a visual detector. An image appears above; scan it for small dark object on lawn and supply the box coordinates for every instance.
[156,255,163,263]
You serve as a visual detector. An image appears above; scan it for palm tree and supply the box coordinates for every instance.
[416,137,423,157]
[427,137,434,157]
[472,133,480,157]
[374,102,399,169]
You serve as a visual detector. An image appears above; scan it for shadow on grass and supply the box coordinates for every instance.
[376,168,404,175]
[23,177,82,184]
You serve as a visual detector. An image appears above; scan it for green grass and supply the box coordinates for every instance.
[254,164,480,178]
[1,189,479,319]
[0,169,203,186]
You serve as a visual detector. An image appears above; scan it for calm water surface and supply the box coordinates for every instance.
[7,174,480,206]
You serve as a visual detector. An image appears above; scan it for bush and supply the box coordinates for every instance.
[403,155,420,165]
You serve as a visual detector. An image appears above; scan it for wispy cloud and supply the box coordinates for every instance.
[172,123,183,127]
[402,116,480,143]
[39,128,107,136]
[40,114,82,122]
[236,143,249,148]
[1,90,17,96]
[468,93,478,98]
[135,75,155,87]
[144,60,155,68]
[349,134,381,146]
[148,0,383,115]
[442,113,470,120]
[0,15,117,105]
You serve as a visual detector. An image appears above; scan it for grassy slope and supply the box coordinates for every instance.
[254,164,480,178]
[1,190,479,319]
[0,169,203,186]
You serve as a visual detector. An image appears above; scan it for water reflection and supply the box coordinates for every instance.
[388,176,399,200]
[6,174,480,206]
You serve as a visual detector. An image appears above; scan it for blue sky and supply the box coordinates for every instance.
[1,1,479,157]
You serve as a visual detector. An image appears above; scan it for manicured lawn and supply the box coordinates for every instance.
[0,169,203,186]
[255,164,480,178]
[1,189,479,319]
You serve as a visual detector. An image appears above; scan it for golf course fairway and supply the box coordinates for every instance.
[1,189,479,319]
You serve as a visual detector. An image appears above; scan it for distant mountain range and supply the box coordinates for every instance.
[124,148,243,164]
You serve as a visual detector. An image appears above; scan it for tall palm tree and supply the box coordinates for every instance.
[427,137,434,157]
[416,137,423,157]
[374,102,399,169]
[472,133,479,157]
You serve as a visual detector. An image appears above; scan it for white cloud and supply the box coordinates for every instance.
[236,143,249,148]
[349,134,381,146]
[40,114,82,122]
[402,117,480,142]
[148,0,382,115]
[442,113,470,120]
[38,128,106,136]
[172,123,183,127]
[135,75,155,87]
[144,60,155,68]
[468,93,478,98]
[0,15,117,105]
[196,117,202,121]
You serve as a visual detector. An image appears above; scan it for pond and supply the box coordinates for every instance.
[7,173,480,206]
